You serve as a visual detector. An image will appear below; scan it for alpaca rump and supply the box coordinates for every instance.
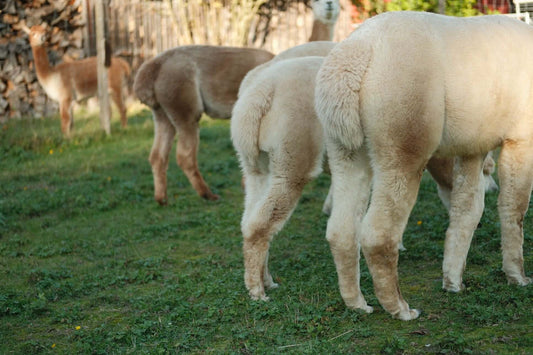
[25,25,130,136]
[315,11,532,320]
[232,41,499,307]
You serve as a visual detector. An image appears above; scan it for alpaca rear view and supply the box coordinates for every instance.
[134,46,274,204]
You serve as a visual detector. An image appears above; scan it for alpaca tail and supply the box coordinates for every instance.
[133,57,161,108]
[230,80,274,174]
[314,39,372,153]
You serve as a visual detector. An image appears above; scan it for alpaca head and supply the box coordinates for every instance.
[311,0,341,25]
[26,25,48,47]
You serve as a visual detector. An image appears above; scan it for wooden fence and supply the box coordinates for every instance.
[83,0,355,72]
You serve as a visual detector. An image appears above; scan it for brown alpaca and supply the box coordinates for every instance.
[134,0,341,205]
[134,46,274,203]
[24,25,130,136]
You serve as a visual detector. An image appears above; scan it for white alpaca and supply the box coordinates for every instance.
[134,0,340,205]
[309,0,341,41]
[232,41,498,305]
[231,41,342,304]
[315,11,532,320]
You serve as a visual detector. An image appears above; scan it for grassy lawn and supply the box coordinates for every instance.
[0,107,531,354]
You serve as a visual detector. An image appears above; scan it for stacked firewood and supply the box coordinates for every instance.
[0,0,86,121]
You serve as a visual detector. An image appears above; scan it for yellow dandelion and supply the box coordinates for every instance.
[417,221,422,225]
[51,344,56,348]
[75,326,81,330]
[24,186,28,191]
[107,176,111,181]
[49,149,54,155]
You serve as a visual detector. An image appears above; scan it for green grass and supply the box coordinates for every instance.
[0,108,531,354]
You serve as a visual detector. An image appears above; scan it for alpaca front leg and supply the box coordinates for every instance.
[498,141,533,286]
[442,156,485,292]
[262,250,278,290]
[325,146,373,313]
[149,108,176,205]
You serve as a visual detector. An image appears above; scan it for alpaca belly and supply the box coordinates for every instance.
[73,77,98,100]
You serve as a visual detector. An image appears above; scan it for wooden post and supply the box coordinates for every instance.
[82,0,92,57]
[438,0,446,14]
[95,0,111,135]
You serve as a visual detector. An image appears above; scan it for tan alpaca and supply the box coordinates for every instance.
[232,41,498,307]
[134,0,341,205]
[24,25,130,136]
[316,12,532,320]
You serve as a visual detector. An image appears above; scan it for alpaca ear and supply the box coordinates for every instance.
[20,21,31,35]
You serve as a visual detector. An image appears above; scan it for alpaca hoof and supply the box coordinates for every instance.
[395,308,420,321]
[507,275,531,286]
[265,282,279,290]
[442,277,465,293]
[345,298,373,313]
[355,304,373,314]
[250,293,269,302]
[156,197,168,206]
[202,192,220,201]
[248,286,269,301]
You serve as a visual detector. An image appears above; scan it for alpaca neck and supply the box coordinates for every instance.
[31,44,53,82]
[308,19,334,42]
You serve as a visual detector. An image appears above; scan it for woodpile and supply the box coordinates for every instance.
[0,0,87,121]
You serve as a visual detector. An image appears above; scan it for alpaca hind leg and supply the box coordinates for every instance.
[110,86,127,127]
[175,121,219,200]
[498,140,533,286]
[156,66,217,200]
[325,145,373,313]
[60,99,73,136]
[442,156,485,292]
[242,175,306,301]
[360,166,424,320]
[149,108,176,205]
[241,173,279,288]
